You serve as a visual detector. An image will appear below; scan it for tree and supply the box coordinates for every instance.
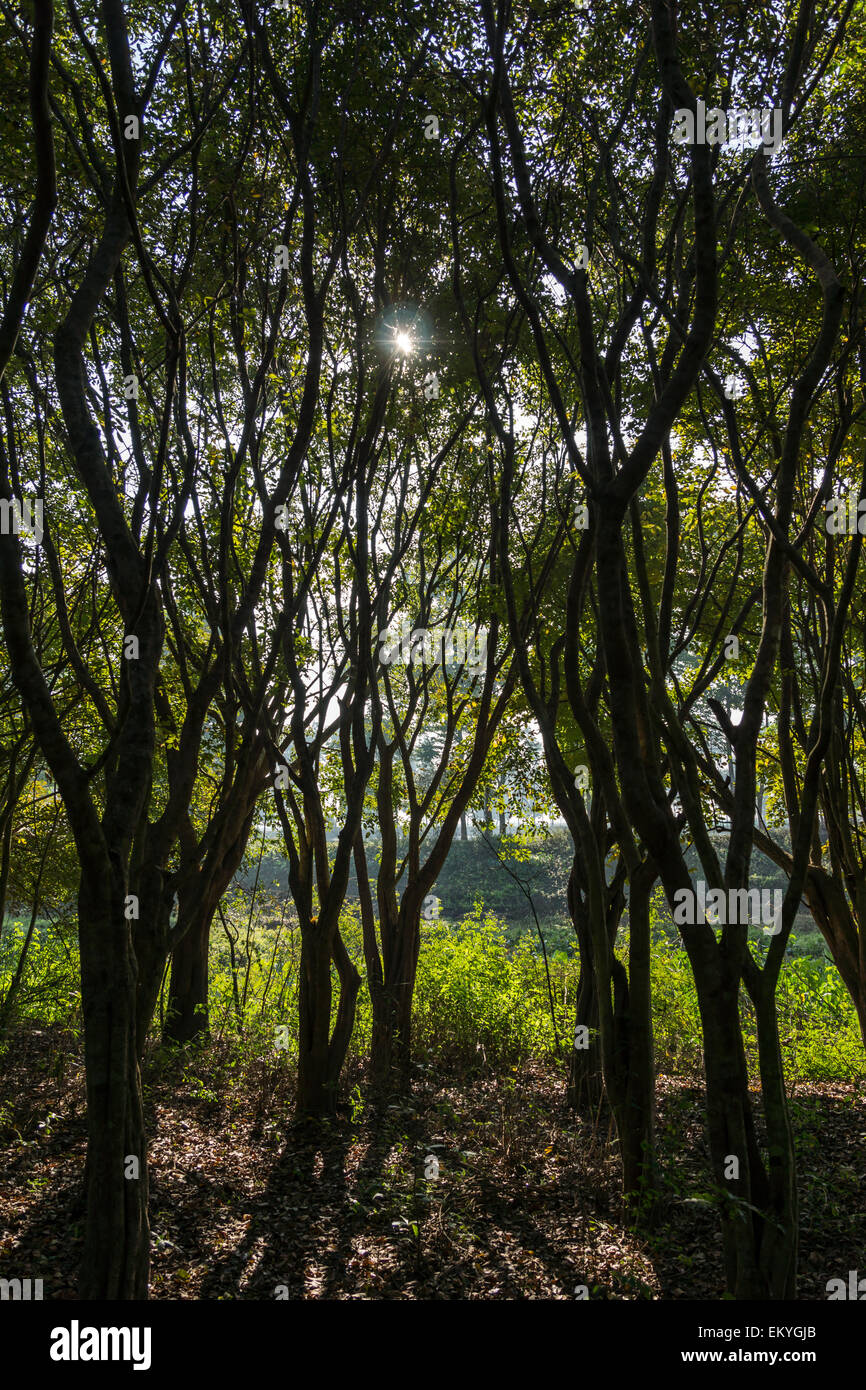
[473,0,861,1290]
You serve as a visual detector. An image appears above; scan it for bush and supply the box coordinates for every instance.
[412,904,566,1067]
[5,891,861,1090]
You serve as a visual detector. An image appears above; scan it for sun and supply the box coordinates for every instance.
[394,329,414,355]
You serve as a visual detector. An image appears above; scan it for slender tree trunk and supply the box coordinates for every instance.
[327,928,361,1092]
[0,769,22,942]
[297,925,332,1113]
[368,904,421,1093]
[692,961,776,1297]
[369,984,413,1091]
[130,862,175,1057]
[0,796,55,1030]
[0,900,40,1030]
[355,837,392,1091]
[369,995,396,1090]
[573,846,657,1210]
[392,948,419,1088]
[566,862,605,1111]
[163,910,210,1045]
[78,873,150,1300]
[750,973,797,1297]
[618,867,656,1206]
[296,920,359,1116]
[368,951,403,1089]
[163,792,260,1045]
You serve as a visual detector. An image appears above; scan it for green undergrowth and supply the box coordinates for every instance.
[1,899,862,1087]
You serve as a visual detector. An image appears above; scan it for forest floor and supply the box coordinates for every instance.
[0,1023,863,1299]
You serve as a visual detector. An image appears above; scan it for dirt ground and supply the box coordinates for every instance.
[1,1024,863,1299]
